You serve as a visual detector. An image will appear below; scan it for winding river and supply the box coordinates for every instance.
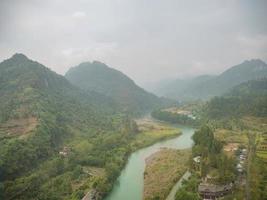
[104,123,195,200]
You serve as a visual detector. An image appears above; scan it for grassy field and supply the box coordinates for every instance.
[214,128,248,144]
[256,151,267,159]
[131,117,181,150]
[143,148,191,200]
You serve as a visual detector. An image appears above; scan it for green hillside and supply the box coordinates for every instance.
[203,78,267,119]
[65,61,163,114]
[0,54,138,200]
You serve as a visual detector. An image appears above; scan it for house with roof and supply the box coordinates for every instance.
[198,183,233,199]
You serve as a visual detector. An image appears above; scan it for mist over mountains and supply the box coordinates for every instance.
[149,59,267,101]
[65,61,165,114]
[1,53,267,199]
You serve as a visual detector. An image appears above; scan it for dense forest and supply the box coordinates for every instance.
[1,54,267,200]
[0,54,141,199]
[203,78,267,119]
[175,125,236,200]
[65,61,169,115]
[192,126,236,184]
[151,110,197,126]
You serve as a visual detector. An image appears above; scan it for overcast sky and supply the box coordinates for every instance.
[1,0,267,86]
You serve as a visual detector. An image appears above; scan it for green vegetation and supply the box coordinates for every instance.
[192,126,236,184]
[250,131,267,199]
[151,110,197,126]
[175,175,200,200]
[143,149,191,200]
[0,54,164,200]
[197,80,267,199]
[203,78,267,120]
[1,53,267,200]
[65,61,169,115]
[174,125,237,200]
[250,155,267,199]
[131,126,180,150]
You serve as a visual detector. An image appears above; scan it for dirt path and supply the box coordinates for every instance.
[165,170,191,200]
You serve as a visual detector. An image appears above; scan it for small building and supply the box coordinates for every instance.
[198,183,233,200]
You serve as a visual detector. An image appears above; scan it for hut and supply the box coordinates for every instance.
[198,183,233,199]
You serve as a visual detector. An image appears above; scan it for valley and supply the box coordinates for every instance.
[0,54,266,200]
[1,1,267,199]
[104,117,195,200]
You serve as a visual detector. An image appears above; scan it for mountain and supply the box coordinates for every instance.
[0,54,137,199]
[151,75,215,99]
[0,54,116,126]
[154,59,267,101]
[203,78,267,119]
[65,61,163,114]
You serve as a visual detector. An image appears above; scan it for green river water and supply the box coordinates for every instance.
[104,124,195,200]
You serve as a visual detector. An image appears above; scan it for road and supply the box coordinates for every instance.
[165,171,191,200]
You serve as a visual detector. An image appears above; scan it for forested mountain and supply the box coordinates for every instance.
[0,54,137,199]
[65,61,164,114]
[0,54,116,123]
[154,59,267,101]
[203,78,267,119]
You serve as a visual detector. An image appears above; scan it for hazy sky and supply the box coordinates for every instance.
[1,0,267,86]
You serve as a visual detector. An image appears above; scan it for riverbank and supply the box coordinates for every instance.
[104,123,195,200]
[79,117,182,200]
[143,148,191,200]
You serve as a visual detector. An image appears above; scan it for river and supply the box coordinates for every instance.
[104,123,195,200]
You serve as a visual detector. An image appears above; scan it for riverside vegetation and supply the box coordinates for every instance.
[1,54,267,200]
[0,54,174,200]
[143,148,191,200]
[149,78,267,199]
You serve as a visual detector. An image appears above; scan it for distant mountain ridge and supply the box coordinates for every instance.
[153,59,267,101]
[65,61,164,114]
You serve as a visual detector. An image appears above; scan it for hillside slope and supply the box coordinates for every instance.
[203,78,267,119]
[65,61,163,114]
[0,54,136,200]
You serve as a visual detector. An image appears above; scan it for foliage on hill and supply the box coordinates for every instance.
[175,175,200,200]
[203,78,267,119]
[0,54,139,199]
[192,126,236,184]
[154,59,267,101]
[175,126,237,199]
[65,61,165,115]
[151,110,197,126]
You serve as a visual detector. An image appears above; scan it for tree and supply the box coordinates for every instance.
[175,189,200,200]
